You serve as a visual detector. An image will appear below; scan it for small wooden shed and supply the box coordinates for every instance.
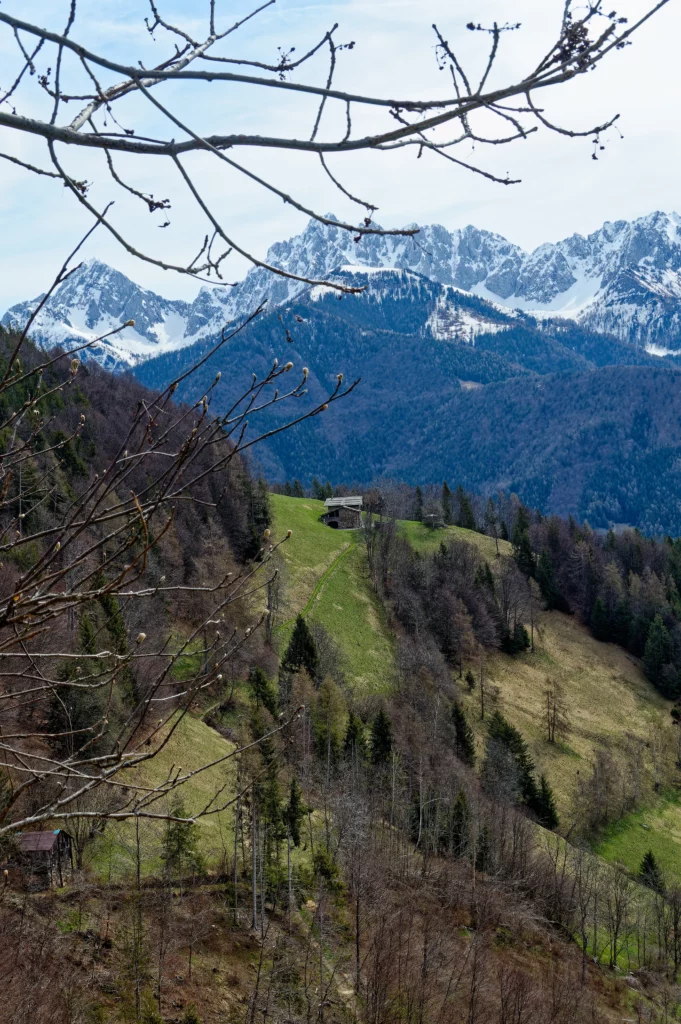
[322,496,363,530]
[19,829,73,887]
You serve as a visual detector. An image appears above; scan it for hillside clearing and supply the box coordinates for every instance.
[270,494,395,692]
[88,713,236,879]
[596,793,681,884]
[399,519,511,560]
[459,610,673,822]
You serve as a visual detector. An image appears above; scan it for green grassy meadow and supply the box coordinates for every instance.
[270,493,394,692]
[88,713,237,879]
[596,793,681,884]
[399,519,511,560]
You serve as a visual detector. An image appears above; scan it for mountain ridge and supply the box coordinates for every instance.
[5,209,681,368]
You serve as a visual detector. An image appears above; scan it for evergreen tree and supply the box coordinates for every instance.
[78,613,96,654]
[474,562,495,594]
[283,615,319,679]
[644,614,673,692]
[343,711,367,761]
[312,477,324,500]
[450,789,469,858]
[639,849,665,893]
[487,711,540,811]
[292,479,305,498]
[475,825,490,873]
[260,762,284,853]
[536,550,557,608]
[536,775,559,830]
[499,520,509,541]
[323,481,334,499]
[484,499,499,552]
[248,666,278,717]
[442,480,453,525]
[465,669,476,691]
[370,707,393,765]
[590,597,610,641]
[162,802,203,876]
[514,505,531,534]
[500,622,531,655]
[456,486,476,531]
[512,526,535,578]
[413,486,424,523]
[452,701,475,766]
[283,777,306,847]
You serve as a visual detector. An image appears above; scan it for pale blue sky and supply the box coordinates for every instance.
[0,0,678,308]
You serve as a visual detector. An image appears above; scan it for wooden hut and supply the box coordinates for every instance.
[322,496,363,530]
[19,830,73,887]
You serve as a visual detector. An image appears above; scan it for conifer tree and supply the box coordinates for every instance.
[370,707,393,765]
[162,801,203,876]
[484,498,499,554]
[536,550,557,608]
[413,486,424,523]
[644,614,673,692]
[474,562,495,594]
[248,666,278,717]
[590,597,609,641]
[312,477,324,500]
[455,486,476,531]
[513,527,535,578]
[283,615,319,679]
[452,701,475,766]
[343,711,367,761]
[283,777,306,847]
[465,669,476,692]
[536,775,559,830]
[639,849,665,893]
[475,825,490,873]
[78,613,96,655]
[451,789,469,858]
[442,481,453,525]
[292,479,305,498]
[487,711,540,811]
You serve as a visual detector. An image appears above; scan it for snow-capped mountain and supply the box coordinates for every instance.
[5,210,681,369]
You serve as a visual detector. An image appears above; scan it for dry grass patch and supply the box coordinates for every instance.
[460,610,672,818]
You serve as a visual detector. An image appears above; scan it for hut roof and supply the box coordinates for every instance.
[20,831,61,853]
[324,496,362,509]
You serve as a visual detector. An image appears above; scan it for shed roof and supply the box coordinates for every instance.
[20,831,60,853]
[324,496,362,509]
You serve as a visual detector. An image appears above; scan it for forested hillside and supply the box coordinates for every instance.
[134,272,681,534]
[6,336,681,1023]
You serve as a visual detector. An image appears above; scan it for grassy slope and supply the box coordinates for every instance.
[404,520,676,848]
[595,794,681,883]
[88,714,236,879]
[399,519,511,560]
[270,494,394,692]
[458,612,671,818]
